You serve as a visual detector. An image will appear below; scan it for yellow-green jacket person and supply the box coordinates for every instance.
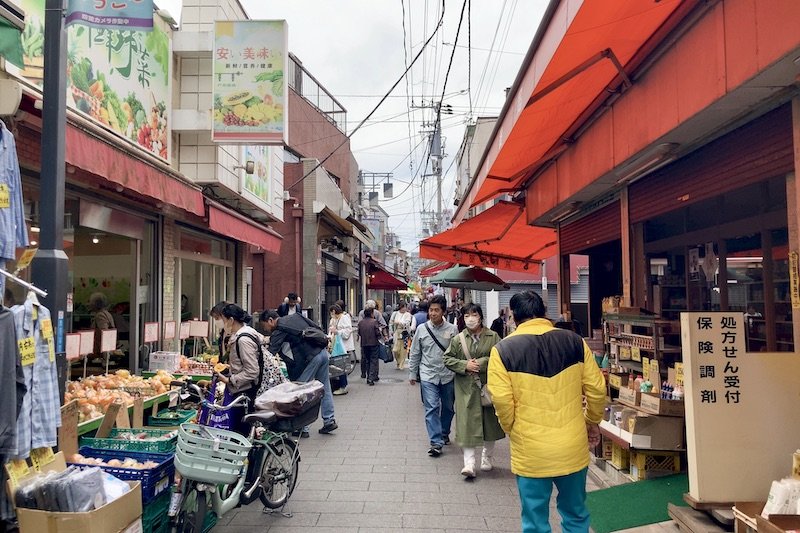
[487,290,606,533]
[443,303,505,479]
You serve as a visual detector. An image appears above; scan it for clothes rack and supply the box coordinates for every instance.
[0,267,47,298]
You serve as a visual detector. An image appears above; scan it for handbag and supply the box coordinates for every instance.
[379,341,394,363]
[457,332,493,407]
[331,334,347,357]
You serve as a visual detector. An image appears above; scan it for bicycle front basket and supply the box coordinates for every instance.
[175,424,252,485]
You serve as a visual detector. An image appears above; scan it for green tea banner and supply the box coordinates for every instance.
[15,0,171,161]
[212,20,287,144]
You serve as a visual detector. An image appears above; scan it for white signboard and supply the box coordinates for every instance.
[143,322,159,343]
[189,320,209,338]
[681,312,800,503]
[164,321,176,340]
[179,321,191,340]
[78,330,95,355]
[65,333,81,361]
[100,329,118,353]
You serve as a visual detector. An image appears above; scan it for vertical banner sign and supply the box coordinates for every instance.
[681,312,800,503]
[65,0,155,31]
[240,145,272,212]
[15,0,171,161]
[212,20,288,144]
[789,251,800,309]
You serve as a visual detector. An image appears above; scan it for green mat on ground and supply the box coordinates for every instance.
[587,473,688,533]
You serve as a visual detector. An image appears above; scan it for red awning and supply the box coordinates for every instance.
[420,201,557,274]
[66,124,206,216]
[419,261,454,278]
[367,260,407,291]
[208,203,282,253]
[459,0,686,216]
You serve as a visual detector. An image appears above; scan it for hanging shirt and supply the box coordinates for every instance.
[0,121,28,260]
[12,298,60,458]
[0,306,26,455]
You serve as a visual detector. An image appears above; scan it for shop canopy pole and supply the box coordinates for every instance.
[31,0,69,400]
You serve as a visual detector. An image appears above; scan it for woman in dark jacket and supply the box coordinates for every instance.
[357,308,385,385]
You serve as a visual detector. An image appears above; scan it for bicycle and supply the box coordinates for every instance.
[329,350,357,378]
[168,382,319,532]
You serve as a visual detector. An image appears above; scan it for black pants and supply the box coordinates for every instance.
[361,345,380,382]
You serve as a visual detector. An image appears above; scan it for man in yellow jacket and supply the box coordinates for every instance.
[488,291,605,533]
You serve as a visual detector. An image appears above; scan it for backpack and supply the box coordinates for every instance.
[235,332,287,399]
[300,327,329,348]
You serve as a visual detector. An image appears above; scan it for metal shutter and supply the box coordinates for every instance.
[560,201,621,255]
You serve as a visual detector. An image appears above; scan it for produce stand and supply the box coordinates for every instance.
[141,371,211,383]
[77,391,171,435]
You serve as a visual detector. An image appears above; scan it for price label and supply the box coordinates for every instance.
[5,459,30,486]
[675,362,684,387]
[65,333,81,361]
[631,346,641,362]
[18,336,35,366]
[30,447,55,471]
[650,359,661,382]
[0,184,10,208]
[41,318,54,340]
[48,337,55,362]
[15,247,38,272]
[642,357,651,381]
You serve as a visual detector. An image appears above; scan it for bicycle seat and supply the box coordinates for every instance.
[243,410,277,425]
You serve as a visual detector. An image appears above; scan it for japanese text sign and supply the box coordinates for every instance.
[66,0,155,31]
[684,314,745,407]
[143,322,159,343]
[164,321,176,340]
[212,20,287,144]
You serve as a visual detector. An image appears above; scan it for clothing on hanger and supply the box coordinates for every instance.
[12,297,60,459]
[0,306,25,455]
[0,120,29,297]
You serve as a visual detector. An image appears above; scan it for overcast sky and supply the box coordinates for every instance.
[159,0,547,252]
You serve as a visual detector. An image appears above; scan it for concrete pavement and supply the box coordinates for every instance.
[215,364,602,532]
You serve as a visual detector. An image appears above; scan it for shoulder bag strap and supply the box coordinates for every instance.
[457,331,471,358]
[236,332,265,393]
[424,322,447,351]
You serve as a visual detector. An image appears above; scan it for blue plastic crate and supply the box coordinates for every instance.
[70,447,175,504]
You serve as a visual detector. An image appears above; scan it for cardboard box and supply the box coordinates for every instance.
[639,393,685,417]
[15,452,143,533]
[600,436,613,460]
[611,442,630,470]
[148,351,180,372]
[617,387,642,407]
[622,413,685,450]
[608,373,629,389]
[756,514,800,533]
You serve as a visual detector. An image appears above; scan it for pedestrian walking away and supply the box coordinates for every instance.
[356,300,387,377]
[488,291,606,533]
[260,310,338,437]
[408,294,457,457]
[329,300,355,395]
[442,302,505,479]
[357,307,384,385]
[390,301,415,370]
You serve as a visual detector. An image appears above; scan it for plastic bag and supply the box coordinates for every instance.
[762,478,800,518]
[68,467,107,512]
[330,335,347,357]
[102,471,131,504]
[14,473,45,509]
[255,380,324,417]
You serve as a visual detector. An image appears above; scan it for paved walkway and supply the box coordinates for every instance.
[215,363,608,532]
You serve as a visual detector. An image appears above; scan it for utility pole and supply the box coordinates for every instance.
[416,101,450,236]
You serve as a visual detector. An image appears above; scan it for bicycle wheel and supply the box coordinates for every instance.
[259,437,299,509]
[345,351,356,375]
[175,485,207,533]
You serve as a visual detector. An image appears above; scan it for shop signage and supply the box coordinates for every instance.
[143,321,159,343]
[189,320,208,338]
[66,0,155,31]
[212,20,287,144]
[179,321,190,340]
[14,0,171,161]
[100,328,117,352]
[164,320,176,340]
[790,251,800,309]
[240,145,273,212]
[65,333,81,361]
[78,330,95,355]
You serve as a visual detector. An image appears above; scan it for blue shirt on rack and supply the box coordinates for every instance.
[0,121,28,261]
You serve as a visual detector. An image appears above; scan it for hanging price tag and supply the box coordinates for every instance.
[675,362,684,387]
[18,337,36,366]
[48,337,55,362]
[30,447,55,471]
[0,184,10,209]
[642,357,651,382]
[40,318,54,340]
[15,248,38,272]
[5,459,30,486]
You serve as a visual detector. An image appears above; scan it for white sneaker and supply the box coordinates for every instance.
[461,464,476,478]
[480,454,493,472]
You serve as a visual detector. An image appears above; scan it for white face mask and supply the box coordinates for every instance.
[464,316,480,330]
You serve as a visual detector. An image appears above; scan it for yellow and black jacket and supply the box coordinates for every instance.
[487,318,606,478]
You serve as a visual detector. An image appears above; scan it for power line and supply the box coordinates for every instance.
[286,1,446,190]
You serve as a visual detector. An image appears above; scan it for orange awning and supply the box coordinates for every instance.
[460,0,686,216]
[208,203,282,253]
[419,201,557,274]
[419,261,454,278]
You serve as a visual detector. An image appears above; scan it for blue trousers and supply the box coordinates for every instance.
[419,380,455,446]
[516,468,589,533]
[298,349,335,425]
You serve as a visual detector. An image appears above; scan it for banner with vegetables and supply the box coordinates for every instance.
[16,0,171,161]
[212,20,287,144]
[240,145,272,212]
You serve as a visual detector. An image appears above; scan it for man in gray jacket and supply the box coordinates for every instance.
[408,294,458,457]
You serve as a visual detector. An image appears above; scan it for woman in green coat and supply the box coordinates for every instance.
[443,302,505,479]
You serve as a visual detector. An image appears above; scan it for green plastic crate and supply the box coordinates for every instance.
[142,490,171,533]
[80,428,178,453]
[148,409,197,427]
[203,511,218,533]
